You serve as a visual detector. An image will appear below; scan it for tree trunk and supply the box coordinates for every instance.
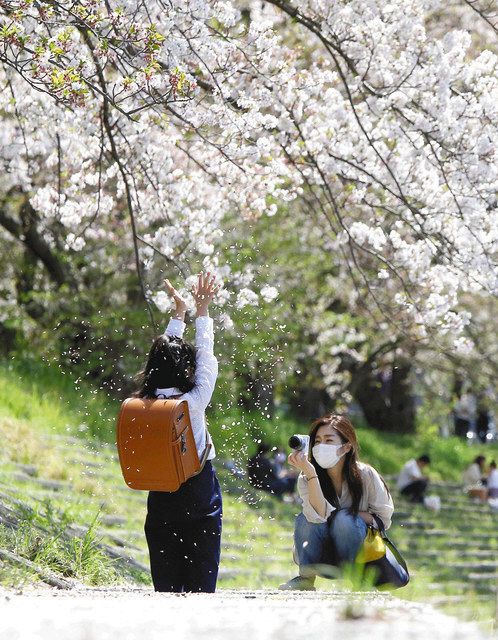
[286,385,331,421]
[0,323,17,355]
[284,356,332,421]
[238,361,275,416]
[0,192,75,290]
[349,359,416,433]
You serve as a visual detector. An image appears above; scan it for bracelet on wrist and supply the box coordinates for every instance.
[306,475,318,481]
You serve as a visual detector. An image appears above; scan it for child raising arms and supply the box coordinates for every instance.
[134,272,221,593]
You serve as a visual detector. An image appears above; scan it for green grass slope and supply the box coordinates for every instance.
[2,357,497,478]
[1,356,497,632]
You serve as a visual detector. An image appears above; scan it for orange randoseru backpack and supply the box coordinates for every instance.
[116,397,211,492]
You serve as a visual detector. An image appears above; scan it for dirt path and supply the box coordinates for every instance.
[0,587,492,640]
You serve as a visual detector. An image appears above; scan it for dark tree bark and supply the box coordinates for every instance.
[0,190,131,397]
[349,358,416,433]
[284,355,332,421]
[239,361,275,416]
[286,385,331,421]
[0,323,17,355]
[0,192,75,290]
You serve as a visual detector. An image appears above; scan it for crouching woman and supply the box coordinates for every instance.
[280,414,394,591]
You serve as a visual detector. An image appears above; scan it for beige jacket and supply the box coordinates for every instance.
[462,463,484,491]
[297,461,394,529]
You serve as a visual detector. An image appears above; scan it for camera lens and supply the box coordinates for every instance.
[288,435,310,452]
[288,435,303,450]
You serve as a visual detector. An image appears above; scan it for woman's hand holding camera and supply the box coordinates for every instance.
[288,451,316,479]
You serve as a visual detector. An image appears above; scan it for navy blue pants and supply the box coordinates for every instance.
[144,461,222,593]
[400,479,427,503]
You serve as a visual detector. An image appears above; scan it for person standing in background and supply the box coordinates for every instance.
[476,399,491,444]
[453,391,477,439]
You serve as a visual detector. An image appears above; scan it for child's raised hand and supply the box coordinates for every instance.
[164,279,188,318]
[192,272,219,316]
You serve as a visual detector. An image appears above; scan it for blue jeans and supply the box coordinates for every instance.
[294,510,368,573]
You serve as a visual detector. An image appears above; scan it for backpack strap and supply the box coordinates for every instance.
[372,514,386,534]
[198,432,212,469]
[188,431,211,478]
[158,393,212,473]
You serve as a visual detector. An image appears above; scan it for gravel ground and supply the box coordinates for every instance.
[0,587,492,640]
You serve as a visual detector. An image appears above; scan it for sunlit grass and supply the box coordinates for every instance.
[1,353,497,631]
[0,501,122,587]
[2,355,498,482]
[0,358,115,440]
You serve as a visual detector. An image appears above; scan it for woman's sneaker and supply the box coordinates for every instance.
[278,576,316,591]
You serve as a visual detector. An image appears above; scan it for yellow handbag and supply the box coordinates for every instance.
[356,514,410,588]
[356,527,386,563]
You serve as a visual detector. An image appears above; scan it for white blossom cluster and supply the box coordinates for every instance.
[0,0,496,354]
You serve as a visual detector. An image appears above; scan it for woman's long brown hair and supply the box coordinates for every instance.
[308,414,364,514]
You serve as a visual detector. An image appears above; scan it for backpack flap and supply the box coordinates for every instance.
[117,397,199,492]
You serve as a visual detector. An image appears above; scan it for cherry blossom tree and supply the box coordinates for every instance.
[0,0,496,428]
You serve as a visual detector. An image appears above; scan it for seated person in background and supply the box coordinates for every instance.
[486,460,498,499]
[222,459,246,480]
[272,447,288,476]
[462,455,487,502]
[396,455,430,503]
[272,447,299,484]
[247,443,297,497]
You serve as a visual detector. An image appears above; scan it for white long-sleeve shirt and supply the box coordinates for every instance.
[297,462,394,529]
[488,469,498,490]
[462,462,483,489]
[155,316,217,461]
[396,458,423,491]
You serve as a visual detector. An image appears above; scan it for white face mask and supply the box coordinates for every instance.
[312,443,346,469]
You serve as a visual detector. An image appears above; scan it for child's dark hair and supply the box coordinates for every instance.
[256,442,272,456]
[133,334,196,398]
